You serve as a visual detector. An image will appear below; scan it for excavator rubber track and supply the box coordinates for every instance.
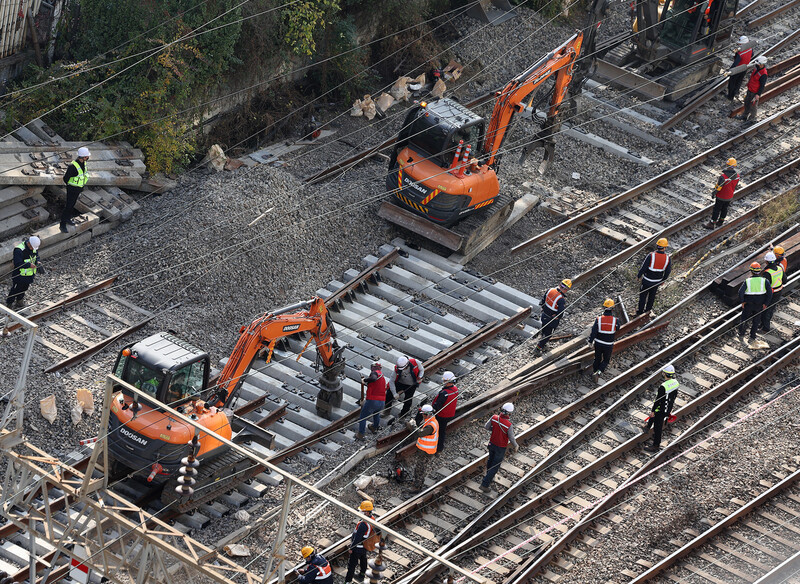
[379,191,515,256]
[160,448,264,513]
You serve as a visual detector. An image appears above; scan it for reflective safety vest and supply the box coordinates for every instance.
[14,243,37,277]
[716,169,740,200]
[67,160,88,188]
[648,252,670,273]
[747,66,767,93]
[544,288,564,313]
[744,276,767,296]
[779,258,788,275]
[737,47,753,66]
[353,521,373,548]
[365,374,388,401]
[436,384,458,418]
[395,358,421,382]
[663,378,680,395]
[489,414,512,448]
[311,557,332,580]
[594,315,618,346]
[765,266,784,291]
[416,416,439,454]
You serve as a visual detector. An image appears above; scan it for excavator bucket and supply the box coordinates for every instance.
[466,0,517,25]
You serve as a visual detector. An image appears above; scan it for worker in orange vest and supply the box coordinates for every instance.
[297,547,333,584]
[636,238,671,315]
[588,299,620,385]
[407,404,438,494]
[772,245,788,276]
[534,279,572,354]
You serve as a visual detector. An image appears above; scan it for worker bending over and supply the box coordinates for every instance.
[297,547,332,584]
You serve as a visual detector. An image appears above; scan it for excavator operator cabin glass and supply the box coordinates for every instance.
[660,0,703,49]
[166,361,204,404]
[407,113,450,166]
[126,360,164,398]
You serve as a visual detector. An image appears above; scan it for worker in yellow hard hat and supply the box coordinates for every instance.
[705,158,740,230]
[535,279,572,354]
[345,500,379,584]
[772,245,787,275]
[587,299,620,385]
[636,238,671,316]
[296,546,333,584]
[738,262,772,344]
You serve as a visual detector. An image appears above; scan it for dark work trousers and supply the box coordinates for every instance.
[344,548,367,583]
[664,391,678,421]
[637,280,660,314]
[396,382,418,418]
[435,415,453,453]
[60,186,82,227]
[763,290,781,332]
[412,449,431,490]
[711,198,731,224]
[383,387,396,412]
[481,443,507,487]
[537,312,560,349]
[739,302,762,339]
[645,409,665,449]
[727,72,745,100]
[592,343,613,374]
[6,277,32,307]
[743,90,759,121]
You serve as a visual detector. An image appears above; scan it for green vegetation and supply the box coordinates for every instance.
[5,0,450,173]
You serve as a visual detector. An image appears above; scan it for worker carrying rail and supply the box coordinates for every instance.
[738,262,772,345]
[534,279,572,355]
[636,238,671,316]
[588,298,620,385]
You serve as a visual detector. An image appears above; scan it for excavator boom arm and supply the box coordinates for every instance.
[216,297,339,404]
[483,32,584,167]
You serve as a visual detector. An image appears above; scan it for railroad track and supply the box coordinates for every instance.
[302,264,800,584]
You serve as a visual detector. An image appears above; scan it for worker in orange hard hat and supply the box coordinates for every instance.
[296,547,333,584]
[588,299,620,385]
[737,262,771,343]
[636,238,671,316]
[705,158,739,230]
[534,279,572,354]
[772,245,788,275]
[344,501,379,584]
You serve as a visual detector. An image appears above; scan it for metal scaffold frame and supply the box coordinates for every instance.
[0,305,37,450]
[0,375,479,584]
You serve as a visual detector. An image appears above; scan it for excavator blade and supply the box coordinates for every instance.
[378,201,464,250]
[594,58,666,100]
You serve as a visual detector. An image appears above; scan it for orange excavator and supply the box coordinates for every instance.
[380,31,584,252]
[107,297,345,508]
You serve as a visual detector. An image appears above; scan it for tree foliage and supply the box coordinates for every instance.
[282,0,341,56]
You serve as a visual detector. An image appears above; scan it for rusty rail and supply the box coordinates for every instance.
[325,247,399,307]
[746,0,800,29]
[730,67,800,117]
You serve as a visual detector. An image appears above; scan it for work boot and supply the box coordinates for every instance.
[703,221,715,229]
[644,444,660,453]
[59,224,68,233]
[715,220,724,228]
[592,372,600,384]
[368,423,378,434]
[479,484,491,493]
[13,298,24,309]
[355,433,365,441]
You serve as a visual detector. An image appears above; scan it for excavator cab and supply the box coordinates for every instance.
[387,98,499,226]
[656,0,736,64]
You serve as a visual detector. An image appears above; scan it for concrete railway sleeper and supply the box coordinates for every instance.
[387,276,800,584]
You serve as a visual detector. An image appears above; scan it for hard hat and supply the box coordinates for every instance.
[726,158,737,167]
[421,404,433,413]
[755,55,767,65]
[502,403,514,413]
[442,371,456,382]
[28,235,41,250]
[656,238,668,248]
[358,500,374,512]
[738,35,749,44]
[765,251,776,262]
[77,147,91,158]
[662,364,675,374]
[774,246,785,256]
[750,262,761,271]
[603,298,615,308]
[561,279,573,290]
[301,546,314,558]
[397,356,409,368]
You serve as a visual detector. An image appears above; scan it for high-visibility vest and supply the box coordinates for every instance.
[779,258,788,275]
[744,276,767,296]
[436,384,458,418]
[716,169,740,200]
[311,557,331,580]
[663,378,680,394]
[737,47,753,66]
[353,521,372,548]
[395,358,421,382]
[649,252,670,273]
[14,243,37,277]
[747,66,767,93]
[416,416,439,454]
[489,414,512,448]
[544,288,563,312]
[365,374,388,401]
[765,266,784,291]
[67,160,88,188]
[594,315,617,346]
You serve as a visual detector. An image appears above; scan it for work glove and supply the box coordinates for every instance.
[586,338,593,346]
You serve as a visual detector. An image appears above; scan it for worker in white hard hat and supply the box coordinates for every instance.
[431,371,458,453]
[726,35,753,101]
[741,55,768,123]
[643,365,680,453]
[6,235,41,309]
[407,404,438,494]
[61,147,91,233]
[480,403,519,493]
[762,251,784,333]
[392,355,425,419]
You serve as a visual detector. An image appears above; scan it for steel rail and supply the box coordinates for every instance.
[2,276,118,334]
[751,548,800,583]
[571,153,800,286]
[730,68,800,117]
[325,247,399,307]
[510,100,800,254]
[746,0,800,29]
[395,306,743,584]
[507,331,800,584]
[735,0,773,18]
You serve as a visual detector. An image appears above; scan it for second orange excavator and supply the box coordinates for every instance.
[107,297,345,510]
[380,31,585,253]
